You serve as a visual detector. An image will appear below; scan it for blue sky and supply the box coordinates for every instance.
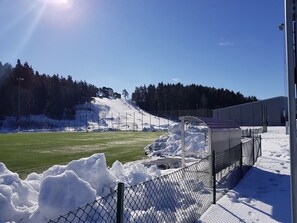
[0,0,285,99]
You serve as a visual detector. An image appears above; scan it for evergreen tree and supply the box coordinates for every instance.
[132,82,257,116]
[0,60,100,119]
[122,89,129,99]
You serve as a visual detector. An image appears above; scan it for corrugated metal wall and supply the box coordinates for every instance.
[212,96,288,126]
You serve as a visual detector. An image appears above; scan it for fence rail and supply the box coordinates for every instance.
[241,127,264,137]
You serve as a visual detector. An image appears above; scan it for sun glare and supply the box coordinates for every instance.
[46,0,73,9]
[58,0,69,5]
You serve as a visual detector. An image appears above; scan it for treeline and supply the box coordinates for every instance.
[0,60,120,120]
[132,83,257,115]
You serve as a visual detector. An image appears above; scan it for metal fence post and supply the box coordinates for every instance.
[252,137,255,164]
[240,142,243,178]
[212,151,216,204]
[259,135,262,157]
[117,182,125,223]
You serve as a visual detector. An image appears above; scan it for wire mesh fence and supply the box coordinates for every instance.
[0,112,174,132]
[241,127,264,137]
[213,135,262,203]
[48,136,261,223]
[242,135,262,175]
[47,157,213,223]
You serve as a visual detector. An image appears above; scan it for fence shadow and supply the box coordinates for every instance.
[230,167,291,223]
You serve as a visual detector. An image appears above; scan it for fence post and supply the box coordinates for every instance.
[126,112,128,132]
[141,112,143,130]
[240,142,243,178]
[212,151,216,204]
[117,182,125,223]
[86,114,88,132]
[252,137,255,164]
[259,135,262,157]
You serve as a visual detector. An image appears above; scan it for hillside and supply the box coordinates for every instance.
[0,97,175,132]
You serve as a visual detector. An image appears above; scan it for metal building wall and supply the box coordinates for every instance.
[212,96,288,126]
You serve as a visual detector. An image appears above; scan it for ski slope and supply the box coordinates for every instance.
[77,97,174,131]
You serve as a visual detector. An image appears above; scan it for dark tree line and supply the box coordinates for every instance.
[97,86,121,99]
[0,60,101,119]
[132,82,257,115]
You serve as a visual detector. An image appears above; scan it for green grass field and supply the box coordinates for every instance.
[0,131,164,179]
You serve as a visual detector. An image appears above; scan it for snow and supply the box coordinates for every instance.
[0,154,162,223]
[199,127,291,223]
[75,97,174,132]
[0,114,293,222]
[37,170,97,221]
[145,123,209,158]
[0,98,174,132]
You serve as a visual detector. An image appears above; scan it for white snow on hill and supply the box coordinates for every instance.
[0,97,175,132]
[76,97,175,131]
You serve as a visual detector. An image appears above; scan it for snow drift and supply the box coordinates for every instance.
[0,154,161,223]
[144,123,209,158]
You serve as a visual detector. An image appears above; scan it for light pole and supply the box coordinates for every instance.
[16,77,24,131]
[284,0,297,222]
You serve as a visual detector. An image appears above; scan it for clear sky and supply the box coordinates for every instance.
[0,0,285,99]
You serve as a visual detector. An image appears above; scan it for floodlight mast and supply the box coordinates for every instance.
[284,0,297,222]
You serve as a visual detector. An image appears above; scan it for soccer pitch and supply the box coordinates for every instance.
[0,131,164,179]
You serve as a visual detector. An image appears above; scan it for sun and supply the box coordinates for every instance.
[58,0,69,4]
[51,0,73,9]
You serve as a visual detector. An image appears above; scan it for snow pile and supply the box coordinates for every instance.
[144,123,209,158]
[0,153,161,223]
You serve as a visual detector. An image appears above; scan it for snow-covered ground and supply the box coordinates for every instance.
[0,121,208,223]
[0,96,293,223]
[199,126,291,223]
[1,126,292,223]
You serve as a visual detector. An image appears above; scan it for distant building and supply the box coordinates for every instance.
[212,96,288,126]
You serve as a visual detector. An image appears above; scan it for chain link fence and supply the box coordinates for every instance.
[48,157,213,223]
[241,127,264,137]
[48,135,262,223]
[0,112,173,132]
[213,135,262,203]
[242,136,262,175]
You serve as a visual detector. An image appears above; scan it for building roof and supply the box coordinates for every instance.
[180,116,240,129]
[199,117,240,129]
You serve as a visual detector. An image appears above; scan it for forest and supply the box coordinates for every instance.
[132,83,257,117]
[0,60,120,120]
[0,60,257,120]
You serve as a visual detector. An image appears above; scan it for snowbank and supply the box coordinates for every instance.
[144,123,209,158]
[0,153,161,223]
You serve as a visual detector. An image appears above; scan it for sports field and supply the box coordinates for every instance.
[0,131,164,179]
